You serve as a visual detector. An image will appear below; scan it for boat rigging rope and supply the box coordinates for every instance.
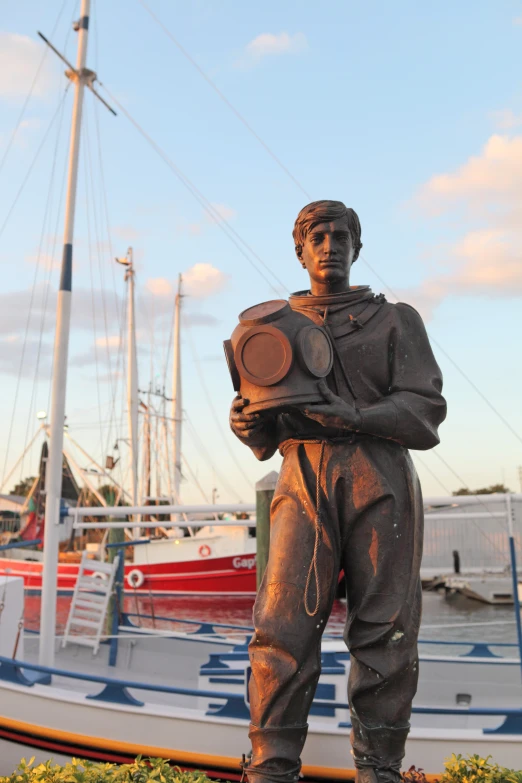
[184,413,241,501]
[97,84,288,296]
[0,89,69,245]
[137,0,311,202]
[83,117,106,466]
[133,2,522,455]
[0,0,69,180]
[19,90,69,485]
[186,324,251,492]
[0,88,70,493]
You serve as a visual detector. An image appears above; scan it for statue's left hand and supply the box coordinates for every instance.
[301,380,361,431]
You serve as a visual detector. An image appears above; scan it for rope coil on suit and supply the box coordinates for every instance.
[304,440,326,617]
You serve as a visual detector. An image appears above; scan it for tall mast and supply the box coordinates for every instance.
[39,0,91,668]
[172,274,183,507]
[117,248,139,537]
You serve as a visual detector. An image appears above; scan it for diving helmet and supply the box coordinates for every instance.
[224,299,333,413]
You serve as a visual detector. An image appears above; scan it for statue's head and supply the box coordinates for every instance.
[292,200,362,290]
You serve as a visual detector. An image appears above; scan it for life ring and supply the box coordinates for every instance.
[198,544,211,558]
[127,569,144,588]
[91,571,107,582]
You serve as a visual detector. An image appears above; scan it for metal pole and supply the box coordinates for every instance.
[0,425,44,494]
[171,275,182,516]
[63,430,131,502]
[39,0,90,669]
[125,249,139,537]
[506,493,522,684]
[255,471,278,590]
[62,447,107,508]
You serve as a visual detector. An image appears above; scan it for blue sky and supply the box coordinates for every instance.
[0,0,521,503]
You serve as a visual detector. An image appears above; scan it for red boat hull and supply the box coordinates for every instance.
[0,553,257,595]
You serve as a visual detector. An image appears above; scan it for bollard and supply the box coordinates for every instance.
[255,471,278,590]
[106,518,125,664]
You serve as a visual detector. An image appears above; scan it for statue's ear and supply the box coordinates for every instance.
[352,242,363,264]
[295,244,302,260]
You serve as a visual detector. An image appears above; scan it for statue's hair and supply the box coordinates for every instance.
[292,200,363,263]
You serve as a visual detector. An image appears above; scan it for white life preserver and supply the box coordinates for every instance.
[127,569,145,588]
[199,544,211,558]
[91,571,108,582]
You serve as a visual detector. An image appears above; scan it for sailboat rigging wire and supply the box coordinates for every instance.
[186,324,252,491]
[184,413,241,501]
[137,0,310,201]
[428,449,511,558]
[0,89,70,492]
[97,84,288,296]
[181,454,212,504]
[93,88,121,322]
[133,6,522,456]
[357,257,522,449]
[83,118,105,466]
[413,453,452,496]
[19,87,69,484]
[0,88,70,244]
[84,99,124,467]
[0,0,70,180]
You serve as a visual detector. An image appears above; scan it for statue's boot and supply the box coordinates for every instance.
[356,768,403,783]
[245,724,308,783]
[351,716,408,783]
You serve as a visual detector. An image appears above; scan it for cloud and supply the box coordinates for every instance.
[490,109,522,130]
[404,133,522,317]
[415,135,522,218]
[514,16,522,25]
[0,335,52,377]
[0,33,54,100]
[145,278,172,297]
[209,203,237,223]
[95,335,121,349]
[179,202,237,235]
[25,252,60,271]
[0,283,123,338]
[113,224,141,242]
[182,263,229,298]
[238,32,308,66]
[184,313,219,327]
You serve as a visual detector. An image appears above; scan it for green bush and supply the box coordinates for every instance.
[402,754,522,782]
[0,756,217,783]
[3,754,521,783]
[439,754,522,782]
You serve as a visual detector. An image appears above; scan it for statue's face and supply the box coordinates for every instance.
[299,219,354,289]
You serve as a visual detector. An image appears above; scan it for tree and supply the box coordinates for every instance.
[9,476,36,497]
[453,483,511,496]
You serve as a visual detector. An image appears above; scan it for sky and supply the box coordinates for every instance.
[0,0,521,505]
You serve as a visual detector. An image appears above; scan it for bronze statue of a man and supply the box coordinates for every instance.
[229,200,447,783]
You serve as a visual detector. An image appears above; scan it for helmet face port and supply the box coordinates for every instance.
[297,325,333,378]
[235,326,293,387]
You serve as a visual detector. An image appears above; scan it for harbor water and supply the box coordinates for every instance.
[24,589,519,645]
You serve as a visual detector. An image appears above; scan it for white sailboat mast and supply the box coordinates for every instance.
[39,0,91,668]
[172,274,183,506]
[127,250,139,517]
[117,248,140,536]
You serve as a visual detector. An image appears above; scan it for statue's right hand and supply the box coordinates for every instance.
[229,396,268,442]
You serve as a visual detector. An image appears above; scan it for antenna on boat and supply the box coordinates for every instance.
[172,274,183,517]
[38,0,116,669]
[116,249,140,537]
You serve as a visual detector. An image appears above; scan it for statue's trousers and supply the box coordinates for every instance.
[247,435,423,782]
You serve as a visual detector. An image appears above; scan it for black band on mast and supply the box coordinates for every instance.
[60,243,73,291]
[80,16,89,30]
